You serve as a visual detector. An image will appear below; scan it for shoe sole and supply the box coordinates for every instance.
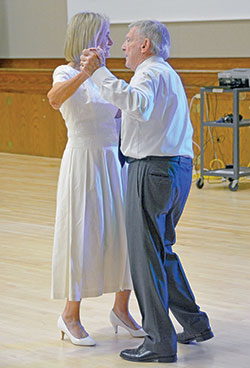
[121,354,177,363]
[151,356,177,363]
[178,330,214,344]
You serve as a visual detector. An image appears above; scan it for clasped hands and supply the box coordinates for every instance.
[80,47,104,77]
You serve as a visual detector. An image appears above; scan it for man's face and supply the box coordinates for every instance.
[121,27,144,71]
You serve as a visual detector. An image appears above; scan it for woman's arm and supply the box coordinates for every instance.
[47,70,89,110]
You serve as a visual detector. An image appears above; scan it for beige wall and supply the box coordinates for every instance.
[0,0,250,58]
[0,0,67,58]
[110,20,250,58]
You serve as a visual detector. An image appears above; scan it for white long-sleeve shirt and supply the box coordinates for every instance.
[91,55,194,159]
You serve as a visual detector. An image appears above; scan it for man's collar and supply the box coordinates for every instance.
[135,55,164,72]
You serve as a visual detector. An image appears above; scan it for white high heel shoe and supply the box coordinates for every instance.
[110,310,147,338]
[57,315,96,346]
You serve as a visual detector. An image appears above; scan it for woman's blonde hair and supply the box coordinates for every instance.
[64,12,109,64]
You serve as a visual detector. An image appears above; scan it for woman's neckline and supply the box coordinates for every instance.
[67,62,80,71]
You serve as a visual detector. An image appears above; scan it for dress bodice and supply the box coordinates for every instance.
[53,65,119,145]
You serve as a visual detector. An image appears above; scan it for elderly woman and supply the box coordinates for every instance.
[48,12,145,346]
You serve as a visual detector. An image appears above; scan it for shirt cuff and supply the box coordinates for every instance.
[91,66,117,88]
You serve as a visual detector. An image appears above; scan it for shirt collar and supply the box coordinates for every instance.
[135,55,165,72]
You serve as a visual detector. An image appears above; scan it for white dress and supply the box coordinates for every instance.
[51,65,132,300]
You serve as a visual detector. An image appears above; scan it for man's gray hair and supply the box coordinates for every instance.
[129,20,171,60]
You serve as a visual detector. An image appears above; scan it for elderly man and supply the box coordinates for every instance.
[81,20,214,363]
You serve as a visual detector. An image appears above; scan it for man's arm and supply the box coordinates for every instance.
[80,50,155,121]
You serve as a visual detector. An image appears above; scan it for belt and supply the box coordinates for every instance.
[126,155,192,164]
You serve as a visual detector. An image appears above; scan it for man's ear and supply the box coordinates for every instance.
[141,38,150,53]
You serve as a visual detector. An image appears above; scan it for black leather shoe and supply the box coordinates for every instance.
[120,344,177,363]
[177,328,214,344]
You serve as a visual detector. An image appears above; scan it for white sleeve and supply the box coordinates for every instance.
[52,66,71,85]
[91,66,156,122]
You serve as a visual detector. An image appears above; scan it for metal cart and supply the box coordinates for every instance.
[197,86,250,191]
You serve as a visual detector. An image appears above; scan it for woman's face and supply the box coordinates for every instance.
[97,25,113,58]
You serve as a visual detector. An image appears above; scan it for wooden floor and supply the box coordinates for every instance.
[0,152,250,368]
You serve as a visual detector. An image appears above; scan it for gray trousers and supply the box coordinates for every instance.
[126,156,210,355]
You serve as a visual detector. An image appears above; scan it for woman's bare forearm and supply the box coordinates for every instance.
[47,70,89,109]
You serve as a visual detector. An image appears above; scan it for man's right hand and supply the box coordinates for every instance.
[80,47,104,77]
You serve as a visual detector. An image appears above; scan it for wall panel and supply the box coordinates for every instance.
[1,58,250,170]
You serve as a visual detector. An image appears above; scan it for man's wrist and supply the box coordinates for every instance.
[90,66,108,87]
